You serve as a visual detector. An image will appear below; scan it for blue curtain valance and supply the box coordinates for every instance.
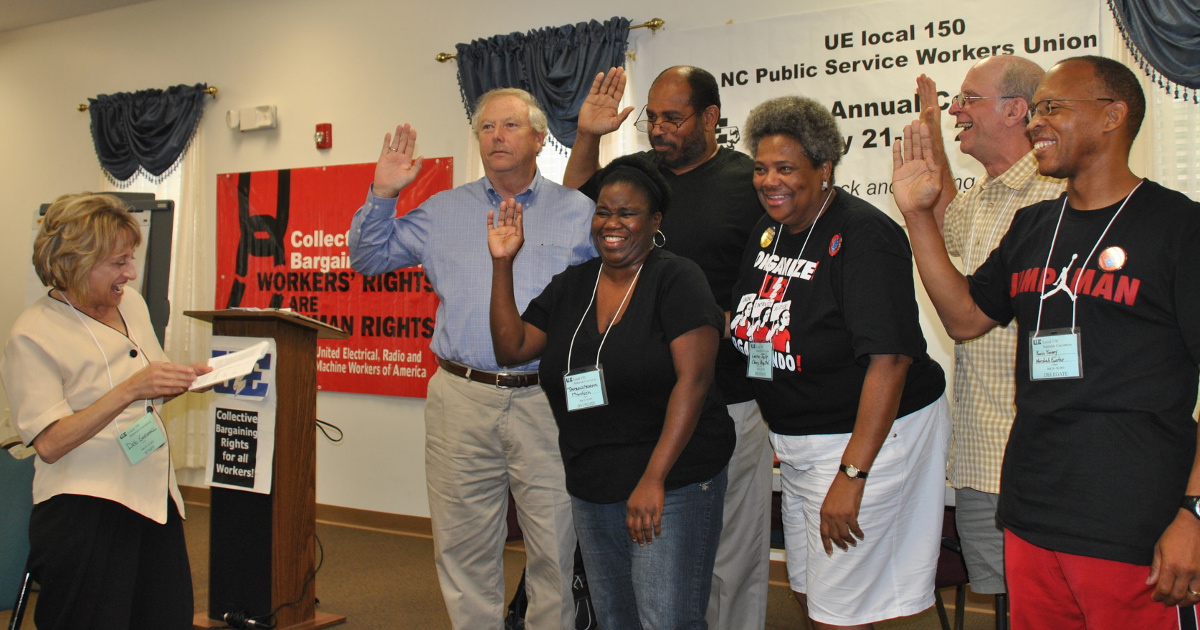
[89,83,210,183]
[1108,0,1200,103]
[455,17,631,148]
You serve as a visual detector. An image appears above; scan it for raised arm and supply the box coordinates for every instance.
[488,200,547,366]
[627,324,719,546]
[349,123,429,276]
[563,67,635,189]
[916,75,958,231]
[892,121,999,341]
[372,123,425,199]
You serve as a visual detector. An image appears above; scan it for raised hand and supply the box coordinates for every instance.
[486,198,525,262]
[578,67,635,138]
[917,75,950,168]
[373,123,424,198]
[892,121,945,217]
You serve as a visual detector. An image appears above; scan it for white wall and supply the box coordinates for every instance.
[0,0,884,517]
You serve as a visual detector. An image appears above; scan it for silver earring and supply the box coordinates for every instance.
[653,230,667,248]
[821,181,828,191]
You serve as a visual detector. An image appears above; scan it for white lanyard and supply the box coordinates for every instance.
[744,189,833,380]
[60,293,152,436]
[1033,180,1143,333]
[761,187,834,301]
[566,261,644,370]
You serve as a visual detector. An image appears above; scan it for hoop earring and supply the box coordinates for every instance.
[821,181,828,191]
[653,230,667,248]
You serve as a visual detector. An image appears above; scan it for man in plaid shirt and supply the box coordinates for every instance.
[913,55,1065,605]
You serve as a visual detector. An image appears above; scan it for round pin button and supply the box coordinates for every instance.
[129,349,138,358]
[1098,246,1127,271]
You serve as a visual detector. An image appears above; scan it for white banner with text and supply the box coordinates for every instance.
[633,1,1100,367]
[635,0,1101,217]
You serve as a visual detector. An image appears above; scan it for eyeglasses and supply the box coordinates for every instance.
[632,106,695,134]
[951,94,1019,109]
[1026,98,1116,123]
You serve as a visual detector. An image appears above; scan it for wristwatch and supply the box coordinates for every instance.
[1181,496,1200,520]
[839,464,868,480]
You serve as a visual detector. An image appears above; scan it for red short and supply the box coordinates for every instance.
[1005,530,1199,630]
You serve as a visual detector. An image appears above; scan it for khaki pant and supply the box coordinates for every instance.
[424,368,576,630]
[706,399,774,630]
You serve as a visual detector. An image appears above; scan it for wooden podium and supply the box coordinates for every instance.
[185,310,348,630]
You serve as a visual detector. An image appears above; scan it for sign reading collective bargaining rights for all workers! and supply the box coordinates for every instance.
[215,159,453,398]
[205,336,277,493]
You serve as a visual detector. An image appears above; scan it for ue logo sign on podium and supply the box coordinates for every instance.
[211,350,272,401]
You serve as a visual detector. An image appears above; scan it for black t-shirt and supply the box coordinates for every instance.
[523,249,735,504]
[729,191,945,435]
[581,148,764,404]
[968,180,1200,565]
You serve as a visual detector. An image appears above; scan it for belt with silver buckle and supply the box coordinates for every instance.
[436,357,539,388]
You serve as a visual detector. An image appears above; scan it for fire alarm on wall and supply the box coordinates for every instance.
[315,123,332,149]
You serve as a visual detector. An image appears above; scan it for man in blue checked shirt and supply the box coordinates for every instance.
[349,88,595,630]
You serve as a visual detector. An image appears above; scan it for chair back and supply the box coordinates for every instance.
[935,505,970,589]
[0,454,34,605]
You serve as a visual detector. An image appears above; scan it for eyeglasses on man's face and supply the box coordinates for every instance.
[951,94,1019,109]
[632,106,696,134]
[1025,98,1116,123]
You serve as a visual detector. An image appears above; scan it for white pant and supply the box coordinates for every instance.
[772,396,950,626]
[424,368,577,630]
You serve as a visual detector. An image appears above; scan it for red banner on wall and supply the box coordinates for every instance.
[215,159,453,398]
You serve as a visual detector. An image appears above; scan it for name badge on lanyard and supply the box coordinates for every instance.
[1027,184,1141,383]
[746,342,774,380]
[563,365,609,411]
[1029,327,1083,380]
[118,410,167,465]
[743,205,830,383]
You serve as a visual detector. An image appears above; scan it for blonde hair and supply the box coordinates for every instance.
[471,88,549,136]
[33,193,141,306]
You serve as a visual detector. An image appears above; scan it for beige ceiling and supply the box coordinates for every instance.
[1,0,152,34]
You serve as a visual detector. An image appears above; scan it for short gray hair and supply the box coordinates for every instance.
[744,96,843,182]
[471,88,549,136]
[995,56,1045,104]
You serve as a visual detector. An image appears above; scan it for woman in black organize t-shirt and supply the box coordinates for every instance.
[731,96,947,628]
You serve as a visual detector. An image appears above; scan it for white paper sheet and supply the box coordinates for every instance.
[190,340,270,391]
